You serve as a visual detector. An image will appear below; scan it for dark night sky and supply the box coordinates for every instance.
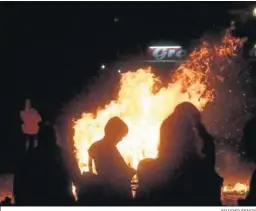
[1,2,254,171]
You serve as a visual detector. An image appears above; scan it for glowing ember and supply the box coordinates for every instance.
[222,182,249,195]
[73,29,246,174]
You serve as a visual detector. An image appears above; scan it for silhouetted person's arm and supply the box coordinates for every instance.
[196,122,216,167]
[114,148,136,179]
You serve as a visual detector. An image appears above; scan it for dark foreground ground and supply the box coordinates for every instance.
[0,174,248,206]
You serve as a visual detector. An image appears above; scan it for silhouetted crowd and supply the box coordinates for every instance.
[5,102,256,206]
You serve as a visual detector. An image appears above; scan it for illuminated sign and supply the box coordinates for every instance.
[146,46,187,62]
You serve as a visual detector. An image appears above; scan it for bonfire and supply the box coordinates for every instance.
[73,28,246,175]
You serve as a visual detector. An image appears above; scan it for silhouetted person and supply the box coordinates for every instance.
[88,116,136,205]
[136,158,157,205]
[137,102,222,205]
[173,102,216,167]
[76,172,108,206]
[238,116,256,206]
[137,104,198,205]
[1,197,12,206]
[175,102,223,205]
[238,170,256,206]
[20,99,41,151]
[13,123,75,206]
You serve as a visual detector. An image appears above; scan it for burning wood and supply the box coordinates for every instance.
[221,182,249,205]
[222,182,249,195]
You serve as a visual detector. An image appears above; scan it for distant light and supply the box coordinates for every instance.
[114,17,119,22]
[101,64,105,69]
[149,46,181,49]
[117,70,121,73]
[253,7,256,17]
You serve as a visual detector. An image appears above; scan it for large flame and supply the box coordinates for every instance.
[73,29,246,174]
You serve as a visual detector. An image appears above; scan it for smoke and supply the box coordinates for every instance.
[202,51,254,139]
[216,145,255,184]
[180,30,254,141]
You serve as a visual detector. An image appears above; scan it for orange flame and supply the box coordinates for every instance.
[222,182,249,195]
[73,30,246,174]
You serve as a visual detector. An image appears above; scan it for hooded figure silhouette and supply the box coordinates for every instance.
[88,116,135,205]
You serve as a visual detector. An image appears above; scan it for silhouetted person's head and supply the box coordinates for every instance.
[174,103,206,156]
[159,106,196,162]
[174,102,201,124]
[104,117,128,145]
[38,122,57,148]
